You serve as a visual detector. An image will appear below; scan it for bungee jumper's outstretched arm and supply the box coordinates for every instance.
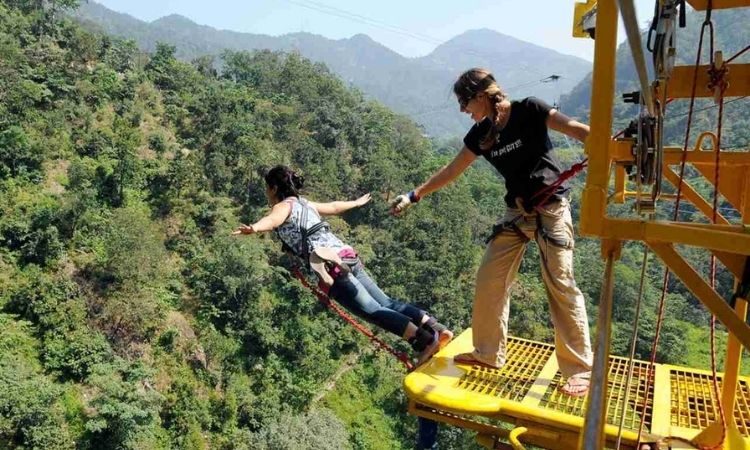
[232,201,291,235]
[390,147,476,215]
[231,193,372,235]
[308,193,371,216]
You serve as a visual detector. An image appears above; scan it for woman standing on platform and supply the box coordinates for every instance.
[391,68,593,396]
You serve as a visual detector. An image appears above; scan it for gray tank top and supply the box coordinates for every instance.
[275,197,349,257]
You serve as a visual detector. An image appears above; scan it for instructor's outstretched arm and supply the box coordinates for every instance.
[390,147,477,215]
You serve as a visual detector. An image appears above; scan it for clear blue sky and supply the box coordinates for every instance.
[92,0,657,61]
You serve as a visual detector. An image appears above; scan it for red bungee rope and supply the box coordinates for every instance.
[636,6,730,448]
[291,266,414,371]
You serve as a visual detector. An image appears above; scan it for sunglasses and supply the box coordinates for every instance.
[458,93,477,109]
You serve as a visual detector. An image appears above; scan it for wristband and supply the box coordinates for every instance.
[407,190,421,203]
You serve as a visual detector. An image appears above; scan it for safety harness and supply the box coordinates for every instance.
[279,198,360,286]
[279,197,330,259]
[485,159,588,250]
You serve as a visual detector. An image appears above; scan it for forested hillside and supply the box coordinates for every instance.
[0,2,744,449]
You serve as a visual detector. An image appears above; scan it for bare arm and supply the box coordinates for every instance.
[232,201,291,235]
[415,147,477,198]
[547,109,590,143]
[308,193,371,216]
[389,147,476,215]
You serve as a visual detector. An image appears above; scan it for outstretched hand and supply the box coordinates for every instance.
[389,193,412,216]
[354,193,372,207]
[231,224,256,236]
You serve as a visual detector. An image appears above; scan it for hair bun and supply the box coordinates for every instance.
[292,173,304,190]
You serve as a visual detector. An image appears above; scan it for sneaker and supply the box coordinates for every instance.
[415,330,441,366]
[422,317,453,350]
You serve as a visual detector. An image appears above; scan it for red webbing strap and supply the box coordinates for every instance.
[529,158,588,209]
[490,159,588,243]
[291,267,414,371]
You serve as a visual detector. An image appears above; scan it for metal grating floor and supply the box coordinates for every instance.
[540,357,653,431]
[670,370,750,436]
[455,337,554,402]
[405,330,750,445]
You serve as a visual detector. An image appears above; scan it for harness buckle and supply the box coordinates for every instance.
[486,218,530,244]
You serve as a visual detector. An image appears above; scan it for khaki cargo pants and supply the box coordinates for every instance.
[470,198,593,378]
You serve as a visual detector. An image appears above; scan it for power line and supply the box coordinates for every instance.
[505,78,549,91]
[668,95,749,119]
[285,0,441,45]
[282,0,557,79]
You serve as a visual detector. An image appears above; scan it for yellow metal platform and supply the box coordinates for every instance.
[404,330,750,449]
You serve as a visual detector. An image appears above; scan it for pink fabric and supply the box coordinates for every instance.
[337,248,357,259]
[328,247,357,279]
[316,248,357,293]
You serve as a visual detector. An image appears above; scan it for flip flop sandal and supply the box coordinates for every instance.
[453,352,501,370]
[560,375,590,397]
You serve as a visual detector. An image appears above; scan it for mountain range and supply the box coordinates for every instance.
[71,1,593,137]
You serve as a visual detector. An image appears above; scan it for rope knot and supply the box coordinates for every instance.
[571,161,588,173]
[707,52,729,104]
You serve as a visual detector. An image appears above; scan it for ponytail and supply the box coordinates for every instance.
[452,68,508,151]
[264,165,305,199]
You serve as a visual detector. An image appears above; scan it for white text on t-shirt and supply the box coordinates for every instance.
[490,139,523,158]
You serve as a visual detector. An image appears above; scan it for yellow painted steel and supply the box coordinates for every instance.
[405,0,750,447]
[601,219,750,255]
[712,251,749,279]
[686,0,750,10]
[663,167,731,225]
[572,0,750,446]
[579,0,617,239]
[668,64,750,98]
[609,142,750,167]
[693,298,750,450]
[646,241,750,355]
[572,1,597,38]
[404,330,750,449]
[509,427,528,449]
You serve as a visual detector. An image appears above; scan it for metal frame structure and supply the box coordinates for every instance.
[402,2,750,448]
[577,0,750,448]
[404,332,750,449]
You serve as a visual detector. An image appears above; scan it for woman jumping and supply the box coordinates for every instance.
[233,165,453,364]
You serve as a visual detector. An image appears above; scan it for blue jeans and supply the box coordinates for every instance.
[417,417,438,449]
[328,262,426,337]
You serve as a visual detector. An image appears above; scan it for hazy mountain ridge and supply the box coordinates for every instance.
[71,1,592,137]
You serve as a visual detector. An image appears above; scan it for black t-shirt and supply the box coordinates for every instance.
[463,97,569,208]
